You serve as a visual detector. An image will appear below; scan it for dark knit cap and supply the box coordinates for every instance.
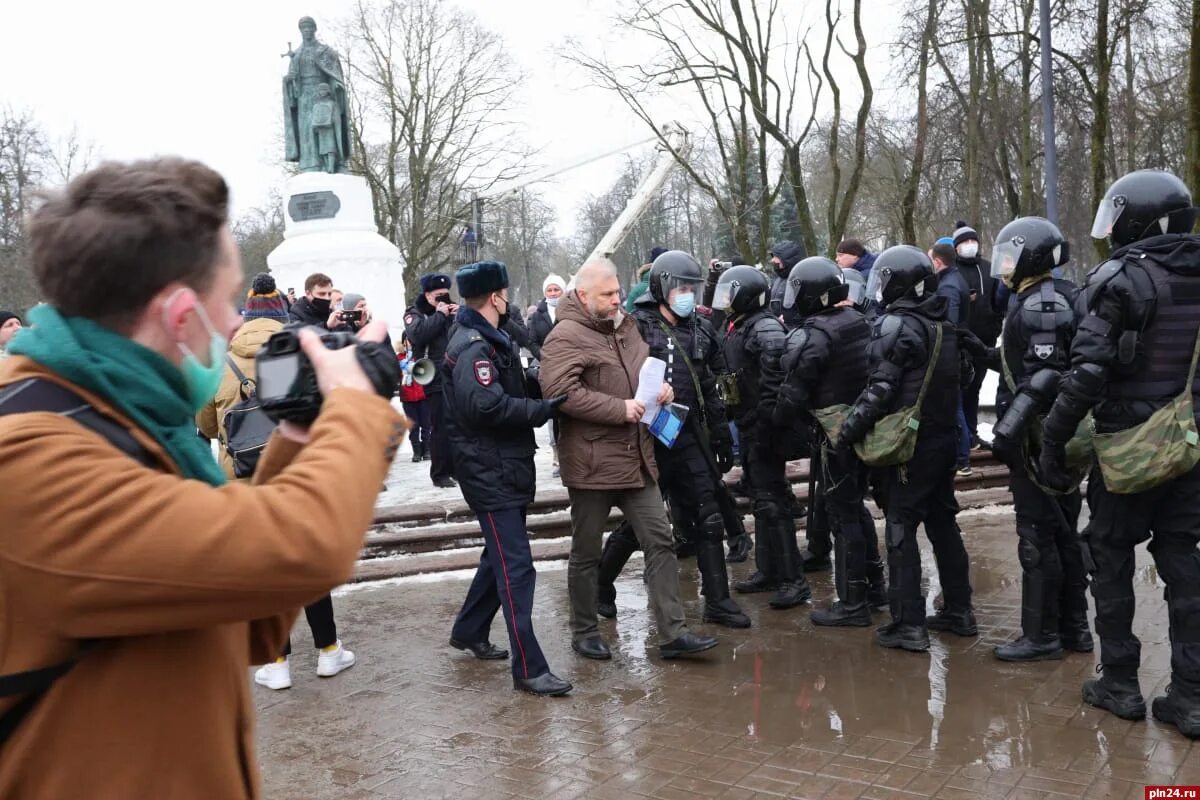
[648,246,668,263]
[420,273,453,293]
[0,310,19,327]
[952,220,980,247]
[456,261,509,298]
[242,277,290,320]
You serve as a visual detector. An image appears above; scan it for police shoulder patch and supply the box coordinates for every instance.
[474,359,494,386]
[1033,343,1055,360]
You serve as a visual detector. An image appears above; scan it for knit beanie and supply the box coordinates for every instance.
[542,273,566,294]
[242,273,290,320]
[341,292,365,311]
[952,221,979,247]
[0,311,19,328]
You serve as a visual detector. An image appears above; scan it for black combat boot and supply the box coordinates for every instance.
[735,521,778,593]
[1151,677,1200,739]
[596,524,638,619]
[411,440,424,462]
[1082,665,1147,720]
[995,572,1063,662]
[727,534,752,563]
[695,517,752,629]
[769,518,811,609]
[927,606,978,637]
[866,559,888,610]
[812,581,871,627]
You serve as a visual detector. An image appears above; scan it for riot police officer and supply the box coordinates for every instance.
[841,246,975,652]
[713,266,812,609]
[988,217,1093,663]
[775,258,885,627]
[596,251,752,629]
[1040,170,1200,737]
[443,261,571,697]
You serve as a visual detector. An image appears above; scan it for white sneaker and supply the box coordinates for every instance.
[316,641,356,677]
[254,659,292,690]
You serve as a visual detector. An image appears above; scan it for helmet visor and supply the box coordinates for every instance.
[991,239,1025,283]
[661,273,704,300]
[1091,190,1127,240]
[866,268,884,306]
[845,279,866,307]
[783,277,802,310]
[711,281,735,311]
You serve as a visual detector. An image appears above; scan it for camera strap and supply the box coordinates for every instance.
[225,356,257,401]
[0,378,160,746]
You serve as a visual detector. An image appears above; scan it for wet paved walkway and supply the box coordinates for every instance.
[255,507,1197,799]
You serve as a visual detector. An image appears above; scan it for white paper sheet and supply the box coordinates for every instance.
[636,357,666,424]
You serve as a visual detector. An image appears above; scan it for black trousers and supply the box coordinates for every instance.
[452,507,550,680]
[426,391,453,481]
[880,427,972,625]
[1085,463,1200,685]
[822,445,879,601]
[962,356,990,441]
[657,430,722,541]
[283,594,338,656]
[742,430,802,580]
[402,400,432,450]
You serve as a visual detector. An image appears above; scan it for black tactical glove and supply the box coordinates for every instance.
[1038,440,1072,493]
[709,425,735,473]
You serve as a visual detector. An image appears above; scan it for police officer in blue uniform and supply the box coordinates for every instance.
[443,260,571,697]
[405,273,459,487]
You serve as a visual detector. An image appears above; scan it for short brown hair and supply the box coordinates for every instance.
[28,158,229,327]
[930,243,957,266]
[836,238,866,257]
[305,273,333,292]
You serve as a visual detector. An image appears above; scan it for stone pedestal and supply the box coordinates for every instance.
[267,172,406,341]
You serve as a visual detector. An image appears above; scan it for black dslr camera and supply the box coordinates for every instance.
[255,324,401,424]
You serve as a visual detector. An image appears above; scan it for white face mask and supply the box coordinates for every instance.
[958,242,979,259]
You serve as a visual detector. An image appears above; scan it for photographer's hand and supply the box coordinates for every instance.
[300,320,388,398]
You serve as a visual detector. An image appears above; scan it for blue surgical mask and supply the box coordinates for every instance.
[169,295,228,412]
[670,292,696,318]
[546,297,559,308]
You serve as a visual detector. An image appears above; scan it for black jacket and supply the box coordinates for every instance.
[288,296,331,327]
[502,305,540,361]
[936,267,971,329]
[1046,234,1200,441]
[632,298,729,433]
[995,277,1079,419]
[528,300,557,352]
[403,296,455,394]
[442,307,554,511]
[955,255,1003,345]
[778,306,871,421]
[721,307,787,432]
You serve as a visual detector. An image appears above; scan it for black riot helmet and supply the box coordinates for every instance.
[866,245,936,308]
[1092,169,1197,248]
[712,265,770,315]
[991,216,1070,288]
[648,250,704,305]
[783,257,848,315]
[840,267,868,310]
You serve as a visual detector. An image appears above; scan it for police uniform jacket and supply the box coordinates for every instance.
[721,307,787,434]
[995,276,1079,420]
[631,296,729,433]
[443,307,554,511]
[1053,234,1200,434]
[779,306,871,421]
[403,295,454,394]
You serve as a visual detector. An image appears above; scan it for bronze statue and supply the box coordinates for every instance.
[283,17,351,173]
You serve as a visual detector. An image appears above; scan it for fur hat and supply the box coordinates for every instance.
[455,261,509,299]
[419,273,453,293]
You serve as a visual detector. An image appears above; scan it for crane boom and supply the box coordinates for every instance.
[585,125,690,266]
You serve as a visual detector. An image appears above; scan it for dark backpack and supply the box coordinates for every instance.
[221,357,277,479]
[0,378,158,746]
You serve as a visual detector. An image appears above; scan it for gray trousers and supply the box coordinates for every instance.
[567,480,688,644]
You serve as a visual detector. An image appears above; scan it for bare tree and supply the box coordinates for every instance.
[343,0,527,294]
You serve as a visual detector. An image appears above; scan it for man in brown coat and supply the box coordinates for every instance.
[0,158,404,799]
[540,259,718,661]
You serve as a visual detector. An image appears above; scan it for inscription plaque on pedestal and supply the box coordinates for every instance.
[288,191,341,222]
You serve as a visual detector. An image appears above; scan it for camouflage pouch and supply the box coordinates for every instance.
[813,404,850,443]
[1092,324,1200,494]
[853,323,943,468]
[716,373,741,409]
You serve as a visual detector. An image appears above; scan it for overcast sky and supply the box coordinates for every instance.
[4,0,902,242]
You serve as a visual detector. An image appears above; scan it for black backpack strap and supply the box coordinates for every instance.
[224,356,256,400]
[0,379,157,468]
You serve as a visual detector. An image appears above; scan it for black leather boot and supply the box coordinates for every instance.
[597,523,638,619]
[1151,677,1200,739]
[995,572,1063,662]
[769,517,811,609]
[726,534,752,563]
[1083,665,1146,720]
[866,559,888,610]
[812,580,871,627]
[735,520,778,593]
[696,518,752,629]
[411,440,424,462]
